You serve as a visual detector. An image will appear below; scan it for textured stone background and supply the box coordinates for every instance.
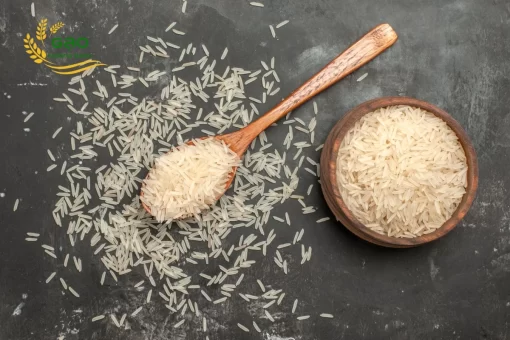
[1,0,509,339]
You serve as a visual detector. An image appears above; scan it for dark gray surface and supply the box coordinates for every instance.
[1,0,510,339]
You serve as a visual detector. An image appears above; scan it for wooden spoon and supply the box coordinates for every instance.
[142,23,398,217]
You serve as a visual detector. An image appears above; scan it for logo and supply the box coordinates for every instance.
[24,19,106,75]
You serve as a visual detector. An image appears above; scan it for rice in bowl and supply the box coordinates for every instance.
[336,105,468,238]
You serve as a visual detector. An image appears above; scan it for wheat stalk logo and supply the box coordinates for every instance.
[24,33,52,64]
[36,19,47,45]
[50,22,65,35]
[24,18,105,75]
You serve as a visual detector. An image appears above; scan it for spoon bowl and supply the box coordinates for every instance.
[140,130,251,218]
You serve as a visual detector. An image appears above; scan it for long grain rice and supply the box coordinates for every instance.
[337,105,467,238]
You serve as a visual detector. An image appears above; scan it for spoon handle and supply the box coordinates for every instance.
[241,23,398,140]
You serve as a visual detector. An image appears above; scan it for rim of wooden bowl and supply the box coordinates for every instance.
[319,96,479,248]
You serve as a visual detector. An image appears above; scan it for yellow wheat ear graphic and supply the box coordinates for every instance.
[24,33,52,64]
[36,19,47,45]
[24,20,106,75]
[50,22,65,35]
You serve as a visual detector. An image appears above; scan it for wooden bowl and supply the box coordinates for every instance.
[320,97,479,248]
